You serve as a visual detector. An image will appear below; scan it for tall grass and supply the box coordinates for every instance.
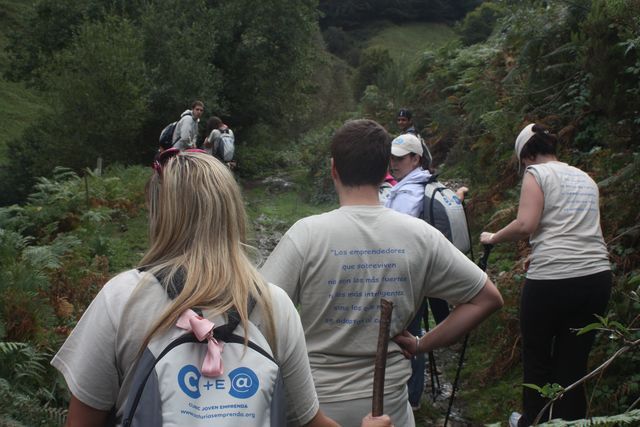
[367,22,458,63]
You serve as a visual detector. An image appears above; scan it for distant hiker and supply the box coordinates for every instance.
[384,133,452,409]
[204,116,235,166]
[396,108,418,136]
[261,119,503,426]
[396,108,433,173]
[51,150,392,427]
[480,124,612,427]
[172,100,204,150]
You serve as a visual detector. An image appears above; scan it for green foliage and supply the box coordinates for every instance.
[0,163,149,424]
[213,0,320,128]
[0,342,67,426]
[531,409,640,426]
[523,382,565,400]
[1,0,324,202]
[457,1,505,46]
[318,0,480,28]
[366,22,458,62]
[322,26,358,61]
[41,16,149,166]
[353,47,394,100]
[138,0,222,122]
[394,2,640,423]
[4,0,97,85]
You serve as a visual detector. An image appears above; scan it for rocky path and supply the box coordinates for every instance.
[414,345,478,426]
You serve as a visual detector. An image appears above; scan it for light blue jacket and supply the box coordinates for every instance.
[384,167,432,217]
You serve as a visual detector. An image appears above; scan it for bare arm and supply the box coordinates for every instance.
[480,172,543,245]
[65,395,109,427]
[394,279,503,355]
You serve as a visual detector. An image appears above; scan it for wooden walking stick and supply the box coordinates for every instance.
[372,298,394,417]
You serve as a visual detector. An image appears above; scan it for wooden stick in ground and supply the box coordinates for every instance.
[372,298,394,417]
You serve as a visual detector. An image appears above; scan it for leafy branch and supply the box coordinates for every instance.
[531,314,640,425]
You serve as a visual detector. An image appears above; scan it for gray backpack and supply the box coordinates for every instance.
[121,272,285,426]
[422,176,471,254]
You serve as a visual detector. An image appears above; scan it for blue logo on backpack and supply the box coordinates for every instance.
[178,365,201,399]
[177,365,260,400]
[229,367,259,399]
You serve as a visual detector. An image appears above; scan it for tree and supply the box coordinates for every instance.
[458,2,505,46]
[212,0,320,128]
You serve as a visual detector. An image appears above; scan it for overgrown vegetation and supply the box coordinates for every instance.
[0,0,323,204]
[388,0,640,423]
[0,164,149,424]
[1,0,638,425]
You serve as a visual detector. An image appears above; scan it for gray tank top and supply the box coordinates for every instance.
[526,161,610,280]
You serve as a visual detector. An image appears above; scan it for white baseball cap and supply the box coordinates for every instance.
[391,134,423,157]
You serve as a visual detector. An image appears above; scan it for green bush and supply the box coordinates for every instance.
[353,47,393,100]
[457,2,505,46]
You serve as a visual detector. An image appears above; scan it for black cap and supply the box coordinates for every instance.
[397,108,412,120]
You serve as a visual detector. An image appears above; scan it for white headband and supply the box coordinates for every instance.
[514,124,536,172]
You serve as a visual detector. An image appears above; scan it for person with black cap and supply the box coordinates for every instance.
[480,123,611,427]
[396,108,433,172]
[396,108,417,135]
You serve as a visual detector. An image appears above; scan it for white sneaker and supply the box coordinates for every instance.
[509,412,521,427]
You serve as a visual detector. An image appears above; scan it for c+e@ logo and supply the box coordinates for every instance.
[177,365,260,399]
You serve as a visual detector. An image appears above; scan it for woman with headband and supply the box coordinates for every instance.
[480,124,611,426]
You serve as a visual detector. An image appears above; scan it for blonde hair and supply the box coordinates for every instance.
[140,152,275,354]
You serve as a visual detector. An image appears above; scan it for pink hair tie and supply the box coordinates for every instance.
[176,309,224,377]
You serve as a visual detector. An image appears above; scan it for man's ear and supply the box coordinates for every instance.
[331,158,339,181]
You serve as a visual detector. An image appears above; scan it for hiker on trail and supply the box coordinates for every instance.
[203,116,223,156]
[172,100,204,150]
[396,108,433,173]
[396,108,419,137]
[480,124,612,427]
[384,133,454,410]
[203,115,235,165]
[261,119,503,426]
[51,150,392,427]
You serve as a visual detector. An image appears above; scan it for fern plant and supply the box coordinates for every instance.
[0,342,68,426]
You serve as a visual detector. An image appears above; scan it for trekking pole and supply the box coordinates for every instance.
[443,244,493,427]
[428,348,441,401]
[372,299,394,416]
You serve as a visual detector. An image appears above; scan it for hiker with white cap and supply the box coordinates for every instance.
[480,123,611,426]
[385,134,431,216]
[385,132,457,411]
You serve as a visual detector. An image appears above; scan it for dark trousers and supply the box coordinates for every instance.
[518,270,611,426]
[407,298,450,406]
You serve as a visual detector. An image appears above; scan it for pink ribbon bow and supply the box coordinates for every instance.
[177,309,224,377]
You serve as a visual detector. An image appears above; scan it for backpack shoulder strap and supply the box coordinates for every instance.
[136,267,270,359]
[421,174,439,223]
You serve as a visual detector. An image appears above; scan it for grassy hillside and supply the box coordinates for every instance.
[367,22,458,62]
[0,0,46,163]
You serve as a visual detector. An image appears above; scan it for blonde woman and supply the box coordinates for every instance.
[52,149,392,427]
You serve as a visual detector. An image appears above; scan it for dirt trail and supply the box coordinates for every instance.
[414,346,479,426]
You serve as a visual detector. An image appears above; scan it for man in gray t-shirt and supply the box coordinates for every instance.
[261,119,503,427]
